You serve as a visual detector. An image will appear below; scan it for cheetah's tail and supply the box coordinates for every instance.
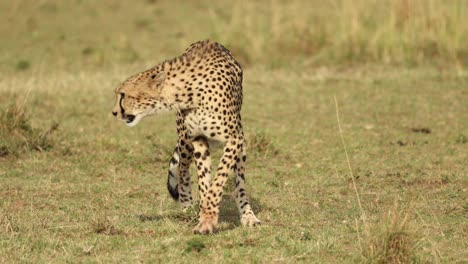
[167,149,179,200]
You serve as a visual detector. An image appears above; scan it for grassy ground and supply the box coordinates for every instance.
[1,0,467,263]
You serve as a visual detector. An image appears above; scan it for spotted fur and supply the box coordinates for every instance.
[112,40,261,233]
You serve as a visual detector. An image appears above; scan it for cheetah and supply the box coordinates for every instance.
[112,40,261,234]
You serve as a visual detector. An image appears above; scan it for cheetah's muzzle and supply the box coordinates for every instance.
[126,115,136,123]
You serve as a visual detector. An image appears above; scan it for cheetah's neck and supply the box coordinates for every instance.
[155,56,200,111]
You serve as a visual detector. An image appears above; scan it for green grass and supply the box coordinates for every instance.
[1,0,467,263]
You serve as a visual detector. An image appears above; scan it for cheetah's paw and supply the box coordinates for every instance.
[240,214,261,227]
[193,214,218,234]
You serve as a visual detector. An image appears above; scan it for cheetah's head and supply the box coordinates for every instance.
[112,71,167,127]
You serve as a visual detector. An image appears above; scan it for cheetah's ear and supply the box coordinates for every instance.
[148,72,166,89]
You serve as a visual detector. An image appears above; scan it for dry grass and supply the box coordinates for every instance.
[0,0,465,75]
[210,0,467,67]
[247,131,279,158]
[363,201,419,263]
[335,97,420,263]
[0,0,467,263]
[91,216,124,236]
[0,101,58,157]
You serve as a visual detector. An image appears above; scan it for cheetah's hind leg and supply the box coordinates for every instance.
[235,140,261,227]
[167,142,194,210]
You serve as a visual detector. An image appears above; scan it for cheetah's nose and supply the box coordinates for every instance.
[112,111,117,116]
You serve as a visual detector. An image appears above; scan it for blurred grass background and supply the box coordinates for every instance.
[0,0,466,74]
[0,0,467,263]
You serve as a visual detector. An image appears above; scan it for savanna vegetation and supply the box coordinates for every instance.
[0,0,467,263]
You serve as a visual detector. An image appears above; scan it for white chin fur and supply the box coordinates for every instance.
[125,114,143,127]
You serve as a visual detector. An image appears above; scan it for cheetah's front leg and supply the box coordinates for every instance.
[193,137,239,234]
